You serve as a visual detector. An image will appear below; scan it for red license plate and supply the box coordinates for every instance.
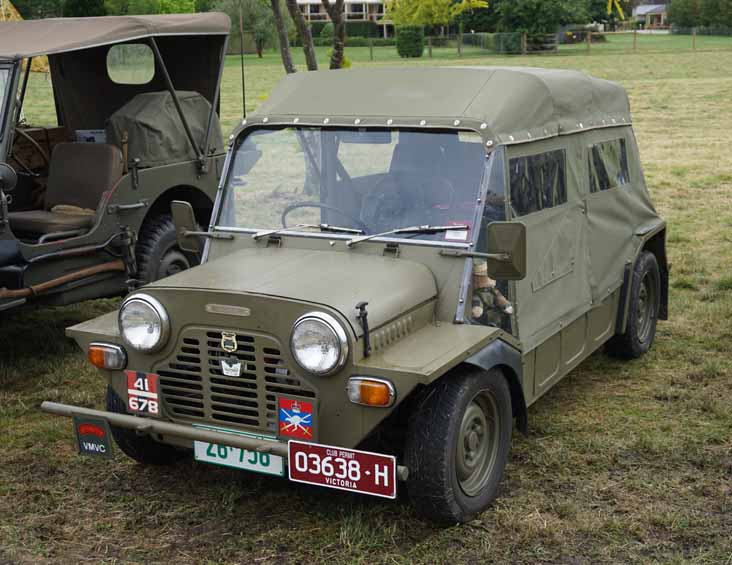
[288,440,397,499]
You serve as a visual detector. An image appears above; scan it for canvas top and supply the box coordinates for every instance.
[245,66,632,145]
[0,13,230,60]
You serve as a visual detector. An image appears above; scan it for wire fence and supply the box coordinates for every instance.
[562,29,732,54]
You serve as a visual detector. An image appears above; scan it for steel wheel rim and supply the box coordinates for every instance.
[636,273,656,342]
[456,390,500,497]
[159,249,191,278]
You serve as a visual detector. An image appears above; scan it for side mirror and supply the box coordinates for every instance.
[170,200,201,255]
[484,221,527,280]
[0,163,18,192]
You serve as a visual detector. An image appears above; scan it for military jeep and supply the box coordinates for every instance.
[0,14,229,313]
[43,67,669,524]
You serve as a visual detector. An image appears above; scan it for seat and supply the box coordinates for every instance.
[9,142,124,237]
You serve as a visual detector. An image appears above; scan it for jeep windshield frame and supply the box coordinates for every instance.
[214,126,492,249]
[0,63,14,145]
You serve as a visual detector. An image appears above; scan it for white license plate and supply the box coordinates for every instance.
[193,425,284,477]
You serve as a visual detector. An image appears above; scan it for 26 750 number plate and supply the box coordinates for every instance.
[288,440,396,499]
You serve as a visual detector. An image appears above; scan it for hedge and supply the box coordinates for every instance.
[310,20,380,38]
[396,25,424,57]
[303,36,396,47]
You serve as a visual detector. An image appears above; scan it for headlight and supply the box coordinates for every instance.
[290,312,348,375]
[118,294,170,353]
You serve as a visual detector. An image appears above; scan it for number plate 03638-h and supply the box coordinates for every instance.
[288,440,397,499]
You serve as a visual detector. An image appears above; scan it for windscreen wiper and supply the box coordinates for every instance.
[346,225,469,248]
[253,223,364,241]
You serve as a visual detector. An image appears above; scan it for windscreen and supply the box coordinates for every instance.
[218,127,487,244]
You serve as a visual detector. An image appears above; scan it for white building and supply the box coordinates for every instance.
[632,4,669,28]
[296,0,391,36]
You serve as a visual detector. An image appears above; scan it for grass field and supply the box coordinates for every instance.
[3,38,732,564]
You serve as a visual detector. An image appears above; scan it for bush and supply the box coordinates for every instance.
[320,22,334,40]
[396,25,424,58]
[494,32,522,53]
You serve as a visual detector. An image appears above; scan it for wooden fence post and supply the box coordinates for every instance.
[369,38,373,60]
[633,29,638,51]
[586,31,591,52]
[521,32,527,55]
[428,36,433,58]
[457,33,463,57]
[692,27,697,50]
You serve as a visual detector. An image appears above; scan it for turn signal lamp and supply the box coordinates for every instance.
[88,343,127,370]
[346,377,395,407]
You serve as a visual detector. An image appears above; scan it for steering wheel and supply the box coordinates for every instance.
[10,128,50,177]
[281,202,370,234]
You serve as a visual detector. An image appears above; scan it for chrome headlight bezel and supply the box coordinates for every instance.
[118,293,170,353]
[290,311,349,376]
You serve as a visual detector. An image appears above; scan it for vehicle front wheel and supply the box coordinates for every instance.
[606,251,660,359]
[106,385,188,465]
[404,368,512,524]
[136,213,198,284]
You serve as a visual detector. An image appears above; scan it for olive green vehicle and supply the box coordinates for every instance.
[0,14,229,313]
[42,67,669,524]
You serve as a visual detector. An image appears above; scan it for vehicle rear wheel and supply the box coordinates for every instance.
[106,385,188,465]
[404,368,512,524]
[606,251,660,359]
[136,213,198,284]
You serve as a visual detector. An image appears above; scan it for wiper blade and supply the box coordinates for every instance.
[346,225,469,248]
[253,223,364,241]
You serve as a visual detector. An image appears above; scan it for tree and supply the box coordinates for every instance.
[496,0,587,36]
[321,0,346,68]
[386,0,488,28]
[286,0,318,70]
[270,0,296,72]
[215,0,278,58]
[104,0,129,14]
[195,0,214,10]
[667,0,701,27]
[13,0,64,18]
[127,0,159,12]
[63,0,107,16]
[588,0,630,28]
[159,0,195,12]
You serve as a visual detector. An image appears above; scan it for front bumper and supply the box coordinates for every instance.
[40,401,409,480]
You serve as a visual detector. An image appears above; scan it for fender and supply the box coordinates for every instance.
[464,338,528,434]
[616,220,669,334]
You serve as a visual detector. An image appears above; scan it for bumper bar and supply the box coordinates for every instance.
[41,401,409,480]
[41,401,289,457]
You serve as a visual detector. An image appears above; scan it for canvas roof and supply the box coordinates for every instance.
[0,13,230,60]
[245,66,632,145]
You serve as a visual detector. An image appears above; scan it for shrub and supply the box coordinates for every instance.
[327,49,352,68]
[396,25,424,58]
[494,32,522,53]
[320,22,334,40]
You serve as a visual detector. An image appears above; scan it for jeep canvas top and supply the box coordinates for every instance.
[42,67,668,523]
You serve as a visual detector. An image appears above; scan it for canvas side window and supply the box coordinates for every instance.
[107,44,155,85]
[509,149,567,217]
[588,138,629,193]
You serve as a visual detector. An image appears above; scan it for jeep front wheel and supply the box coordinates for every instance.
[404,368,512,524]
[136,213,197,284]
[106,386,187,465]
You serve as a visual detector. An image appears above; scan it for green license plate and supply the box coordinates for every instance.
[192,425,284,476]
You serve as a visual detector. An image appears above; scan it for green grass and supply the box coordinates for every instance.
[4,37,732,563]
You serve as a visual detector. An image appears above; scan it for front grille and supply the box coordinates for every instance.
[156,328,315,432]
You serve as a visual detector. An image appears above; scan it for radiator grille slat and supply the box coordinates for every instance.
[156,328,316,433]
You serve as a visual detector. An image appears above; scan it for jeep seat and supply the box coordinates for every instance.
[9,143,124,237]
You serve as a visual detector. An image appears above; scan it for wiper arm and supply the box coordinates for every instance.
[346,225,469,248]
[253,223,364,241]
